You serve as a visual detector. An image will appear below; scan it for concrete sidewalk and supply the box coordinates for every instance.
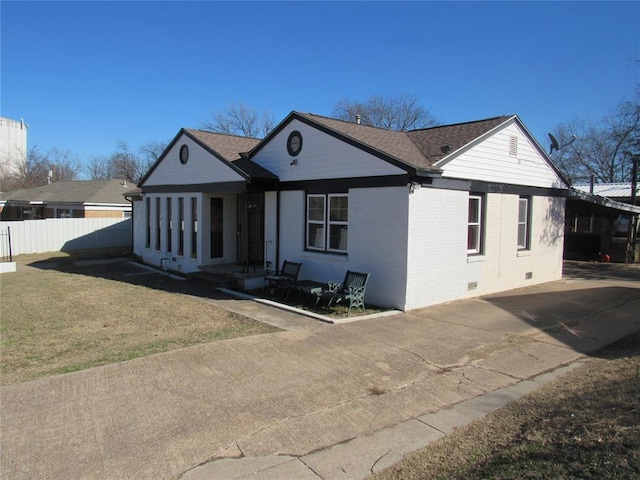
[1,263,639,480]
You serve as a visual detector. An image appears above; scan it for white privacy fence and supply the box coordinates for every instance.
[0,218,132,256]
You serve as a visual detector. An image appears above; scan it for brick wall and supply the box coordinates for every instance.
[404,189,565,310]
[84,210,124,219]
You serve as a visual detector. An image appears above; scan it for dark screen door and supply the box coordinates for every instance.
[210,198,223,258]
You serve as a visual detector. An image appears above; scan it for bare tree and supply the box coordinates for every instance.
[2,146,81,190]
[550,88,640,184]
[86,140,166,184]
[331,93,439,131]
[109,140,144,184]
[202,102,275,138]
[139,140,166,173]
[86,155,113,180]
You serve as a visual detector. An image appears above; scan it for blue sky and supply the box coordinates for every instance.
[2,1,638,173]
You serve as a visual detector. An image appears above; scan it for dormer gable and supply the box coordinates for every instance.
[139,129,262,188]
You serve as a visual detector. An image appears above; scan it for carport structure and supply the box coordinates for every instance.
[565,187,640,262]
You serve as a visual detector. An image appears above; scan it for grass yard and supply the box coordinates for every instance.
[370,330,640,479]
[0,251,278,385]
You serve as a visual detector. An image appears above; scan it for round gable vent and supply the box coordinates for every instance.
[179,144,189,164]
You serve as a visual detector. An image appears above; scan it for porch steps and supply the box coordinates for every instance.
[189,264,267,291]
[188,271,238,290]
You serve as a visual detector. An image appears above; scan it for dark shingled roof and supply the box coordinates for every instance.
[406,116,513,164]
[293,112,514,171]
[296,113,431,169]
[183,129,260,162]
[140,114,522,185]
[182,129,277,181]
[1,179,133,204]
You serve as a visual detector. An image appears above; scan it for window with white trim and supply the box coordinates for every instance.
[306,193,348,253]
[467,194,484,255]
[517,196,531,250]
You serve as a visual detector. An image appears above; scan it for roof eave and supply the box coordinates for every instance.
[138,129,252,187]
[250,111,430,175]
[433,115,571,189]
[433,115,517,169]
[569,188,640,214]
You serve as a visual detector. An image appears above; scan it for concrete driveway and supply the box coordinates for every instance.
[1,261,639,479]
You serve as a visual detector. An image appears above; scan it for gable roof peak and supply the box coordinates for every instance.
[405,115,517,164]
[408,115,515,134]
[182,127,261,142]
[294,111,408,133]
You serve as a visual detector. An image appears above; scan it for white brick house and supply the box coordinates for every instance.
[134,113,569,311]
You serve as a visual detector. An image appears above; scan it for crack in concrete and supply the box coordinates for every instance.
[589,296,640,318]
[416,416,447,434]
[523,350,541,362]
[382,341,475,373]
[473,363,525,381]
[370,448,392,475]
[228,393,367,458]
[298,457,324,479]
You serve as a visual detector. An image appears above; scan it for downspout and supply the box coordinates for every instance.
[123,192,136,254]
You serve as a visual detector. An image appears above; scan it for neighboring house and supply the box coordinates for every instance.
[134,113,569,311]
[565,183,640,261]
[573,182,639,204]
[0,179,133,221]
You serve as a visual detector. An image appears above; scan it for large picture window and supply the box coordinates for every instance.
[306,193,348,253]
[517,196,531,250]
[467,194,484,255]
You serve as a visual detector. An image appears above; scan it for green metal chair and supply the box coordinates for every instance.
[315,270,370,316]
[264,260,302,299]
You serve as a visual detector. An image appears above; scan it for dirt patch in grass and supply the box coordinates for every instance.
[370,330,640,479]
[1,252,279,385]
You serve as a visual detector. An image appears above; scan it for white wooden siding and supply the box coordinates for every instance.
[143,135,245,186]
[438,122,565,189]
[252,119,406,182]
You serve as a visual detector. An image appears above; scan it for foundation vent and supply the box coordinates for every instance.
[467,281,478,291]
[525,272,533,280]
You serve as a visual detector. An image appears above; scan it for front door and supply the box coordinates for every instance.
[237,192,264,267]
